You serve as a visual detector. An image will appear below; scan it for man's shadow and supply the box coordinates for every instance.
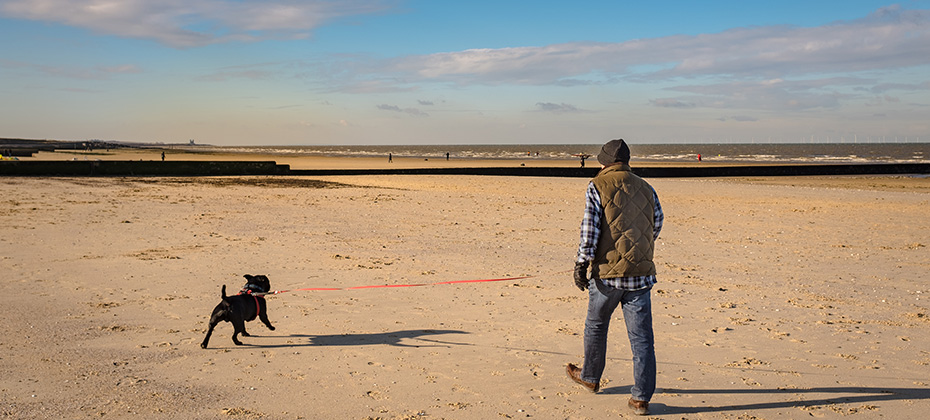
[599,385,930,414]
[236,329,469,349]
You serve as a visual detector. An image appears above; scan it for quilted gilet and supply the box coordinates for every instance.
[591,164,657,279]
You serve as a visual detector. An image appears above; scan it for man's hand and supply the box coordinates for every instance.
[573,260,589,291]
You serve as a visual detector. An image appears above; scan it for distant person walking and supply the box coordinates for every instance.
[388,153,392,163]
[161,151,165,161]
[446,152,450,161]
[567,139,663,416]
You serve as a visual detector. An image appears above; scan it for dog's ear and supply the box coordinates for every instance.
[244,274,254,281]
[254,275,270,292]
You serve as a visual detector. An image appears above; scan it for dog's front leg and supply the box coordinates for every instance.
[258,311,275,332]
[257,299,275,331]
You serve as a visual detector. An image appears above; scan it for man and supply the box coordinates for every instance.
[566,139,663,416]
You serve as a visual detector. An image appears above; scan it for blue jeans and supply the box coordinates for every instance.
[581,278,656,401]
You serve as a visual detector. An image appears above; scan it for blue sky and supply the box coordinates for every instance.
[1,0,928,145]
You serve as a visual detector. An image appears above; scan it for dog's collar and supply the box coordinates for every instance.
[240,284,268,294]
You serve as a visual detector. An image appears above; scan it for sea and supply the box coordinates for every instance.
[193,143,930,165]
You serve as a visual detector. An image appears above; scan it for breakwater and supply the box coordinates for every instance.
[1,160,929,177]
[290,163,930,178]
[0,160,289,176]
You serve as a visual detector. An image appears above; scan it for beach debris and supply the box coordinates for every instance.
[221,407,262,417]
[725,357,770,368]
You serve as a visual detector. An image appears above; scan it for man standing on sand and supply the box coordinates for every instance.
[566,139,663,416]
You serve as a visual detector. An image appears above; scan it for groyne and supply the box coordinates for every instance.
[1,160,928,177]
[289,163,930,178]
[0,160,289,176]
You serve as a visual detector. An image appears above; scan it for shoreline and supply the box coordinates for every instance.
[6,149,930,181]
[23,146,930,168]
[22,148,690,169]
[5,139,929,167]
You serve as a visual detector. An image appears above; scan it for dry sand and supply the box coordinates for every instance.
[2,152,929,419]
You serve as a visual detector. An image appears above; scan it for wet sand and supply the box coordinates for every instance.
[23,147,706,169]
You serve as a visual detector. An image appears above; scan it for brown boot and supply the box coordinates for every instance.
[628,398,649,415]
[565,363,599,393]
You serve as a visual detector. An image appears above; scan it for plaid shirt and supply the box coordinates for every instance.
[577,181,663,290]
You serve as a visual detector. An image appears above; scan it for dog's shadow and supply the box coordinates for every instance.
[229,329,469,349]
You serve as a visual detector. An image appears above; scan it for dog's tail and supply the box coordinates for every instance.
[221,284,227,299]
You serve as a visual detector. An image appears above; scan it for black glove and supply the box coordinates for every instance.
[573,260,589,291]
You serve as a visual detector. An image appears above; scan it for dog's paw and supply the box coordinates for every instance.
[200,343,208,349]
[242,331,251,337]
[268,326,276,331]
[233,340,243,346]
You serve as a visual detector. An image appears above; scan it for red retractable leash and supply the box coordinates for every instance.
[250,273,564,297]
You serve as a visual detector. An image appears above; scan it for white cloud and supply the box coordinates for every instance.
[379,6,930,86]
[535,102,588,114]
[865,81,930,93]
[377,103,429,117]
[0,0,391,48]
[718,115,758,122]
[195,63,278,82]
[0,58,142,79]
[99,64,142,74]
[658,77,867,111]
[650,98,696,108]
[393,43,625,86]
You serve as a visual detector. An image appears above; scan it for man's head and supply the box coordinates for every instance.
[596,139,630,166]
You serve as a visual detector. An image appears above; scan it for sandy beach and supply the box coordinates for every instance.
[22,148,578,170]
[22,148,707,170]
[2,151,929,419]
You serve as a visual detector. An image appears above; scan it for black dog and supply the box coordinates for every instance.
[201,274,276,348]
